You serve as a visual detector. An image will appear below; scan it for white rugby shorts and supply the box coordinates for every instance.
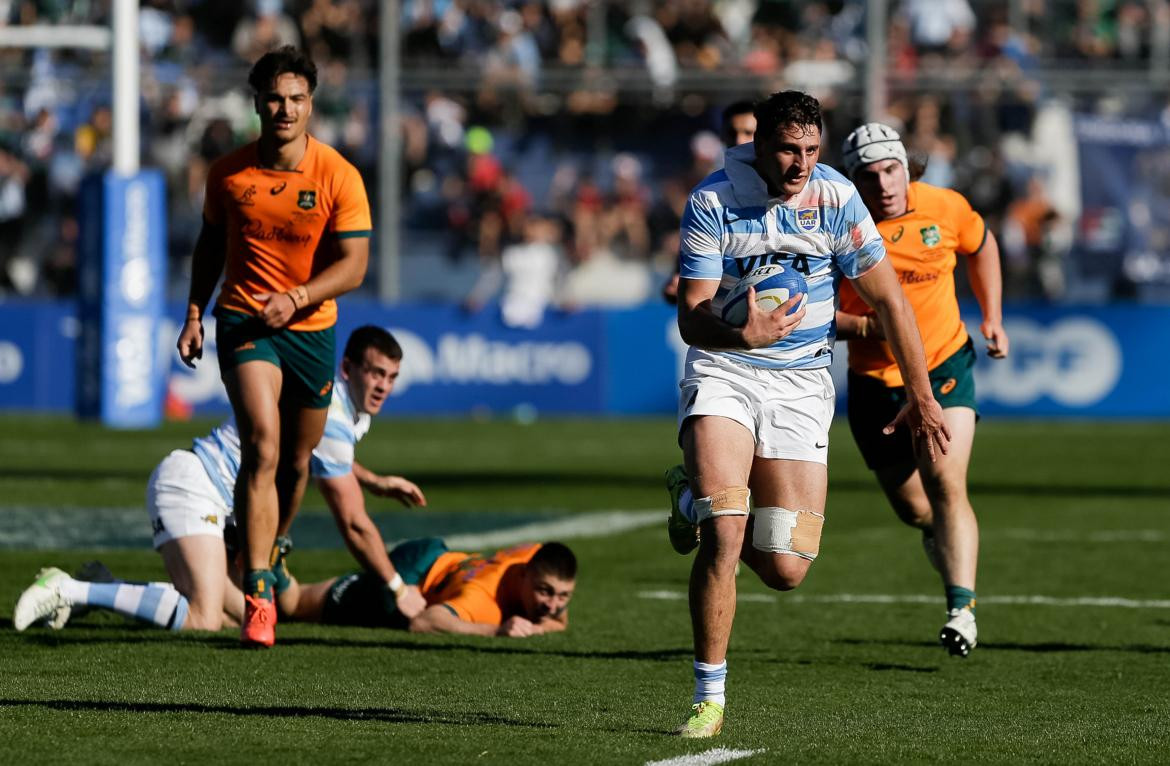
[146,449,231,549]
[677,347,835,463]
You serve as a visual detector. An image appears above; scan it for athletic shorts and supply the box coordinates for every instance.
[214,307,336,409]
[847,337,978,471]
[146,449,231,549]
[677,348,835,464]
[322,537,449,628]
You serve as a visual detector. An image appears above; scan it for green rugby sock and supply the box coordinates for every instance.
[245,569,277,602]
[945,585,976,615]
[269,536,293,595]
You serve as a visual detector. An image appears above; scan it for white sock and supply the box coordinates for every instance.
[61,578,189,631]
[693,659,727,705]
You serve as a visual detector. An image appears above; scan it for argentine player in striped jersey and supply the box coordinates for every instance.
[665,91,950,738]
[13,327,427,634]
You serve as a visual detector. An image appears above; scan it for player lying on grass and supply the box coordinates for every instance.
[276,537,577,637]
[13,326,427,634]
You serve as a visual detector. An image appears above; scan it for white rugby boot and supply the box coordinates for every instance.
[14,567,72,631]
[939,607,977,658]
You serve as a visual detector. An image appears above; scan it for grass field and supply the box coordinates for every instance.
[1,415,1168,765]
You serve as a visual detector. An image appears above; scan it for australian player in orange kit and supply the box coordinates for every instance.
[176,46,371,647]
[279,538,577,637]
[836,123,1009,658]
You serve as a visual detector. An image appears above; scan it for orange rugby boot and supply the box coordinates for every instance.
[241,594,276,648]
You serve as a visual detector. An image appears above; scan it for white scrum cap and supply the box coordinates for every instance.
[841,122,907,177]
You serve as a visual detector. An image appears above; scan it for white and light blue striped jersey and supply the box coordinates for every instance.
[191,376,371,506]
[310,375,372,479]
[679,142,886,369]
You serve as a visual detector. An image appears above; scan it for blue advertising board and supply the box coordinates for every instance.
[0,300,1167,419]
[75,170,168,428]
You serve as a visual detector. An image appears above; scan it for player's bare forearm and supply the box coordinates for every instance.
[317,473,398,585]
[351,461,379,489]
[834,311,883,341]
[353,461,428,507]
[678,277,805,350]
[964,231,1010,358]
[408,605,497,636]
[852,262,951,458]
[303,236,369,305]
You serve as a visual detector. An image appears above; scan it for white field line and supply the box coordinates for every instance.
[637,590,1170,609]
[439,510,661,550]
[0,507,664,551]
[645,748,765,766]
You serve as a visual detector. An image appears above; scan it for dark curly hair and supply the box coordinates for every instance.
[753,91,822,141]
[248,45,318,94]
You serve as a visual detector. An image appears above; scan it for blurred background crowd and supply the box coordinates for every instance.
[3,0,1170,312]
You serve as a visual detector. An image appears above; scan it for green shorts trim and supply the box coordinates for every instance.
[321,538,449,628]
[847,337,978,471]
[214,308,336,409]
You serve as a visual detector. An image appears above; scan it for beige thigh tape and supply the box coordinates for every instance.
[752,507,825,560]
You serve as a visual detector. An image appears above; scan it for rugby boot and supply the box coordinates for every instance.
[241,594,277,648]
[939,607,978,658]
[675,700,724,738]
[14,567,71,631]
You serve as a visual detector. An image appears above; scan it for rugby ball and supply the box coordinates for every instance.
[720,264,808,327]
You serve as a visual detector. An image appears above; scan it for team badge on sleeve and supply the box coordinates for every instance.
[297,190,317,210]
[796,207,820,232]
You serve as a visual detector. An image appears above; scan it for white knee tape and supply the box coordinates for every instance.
[752,507,825,560]
[691,486,751,522]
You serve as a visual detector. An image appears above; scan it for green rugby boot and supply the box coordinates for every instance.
[675,700,724,738]
[665,465,699,554]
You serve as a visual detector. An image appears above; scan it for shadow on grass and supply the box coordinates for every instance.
[11,628,697,662]
[0,698,555,728]
[834,637,1170,654]
[861,662,938,673]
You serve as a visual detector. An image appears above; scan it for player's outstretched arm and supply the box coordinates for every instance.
[964,231,1010,359]
[177,220,227,367]
[352,461,428,507]
[849,259,950,460]
[408,605,500,636]
[317,472,426,618]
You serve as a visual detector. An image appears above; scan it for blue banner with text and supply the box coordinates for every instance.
[0,301,1166,419]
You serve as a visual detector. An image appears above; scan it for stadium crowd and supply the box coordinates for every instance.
[1,0,1168,302]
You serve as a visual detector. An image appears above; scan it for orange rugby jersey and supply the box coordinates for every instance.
[204,135,372,331]
[838,182,986,386]
[420,543,542,625]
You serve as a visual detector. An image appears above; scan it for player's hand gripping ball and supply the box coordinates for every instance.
[720,264,808,327]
